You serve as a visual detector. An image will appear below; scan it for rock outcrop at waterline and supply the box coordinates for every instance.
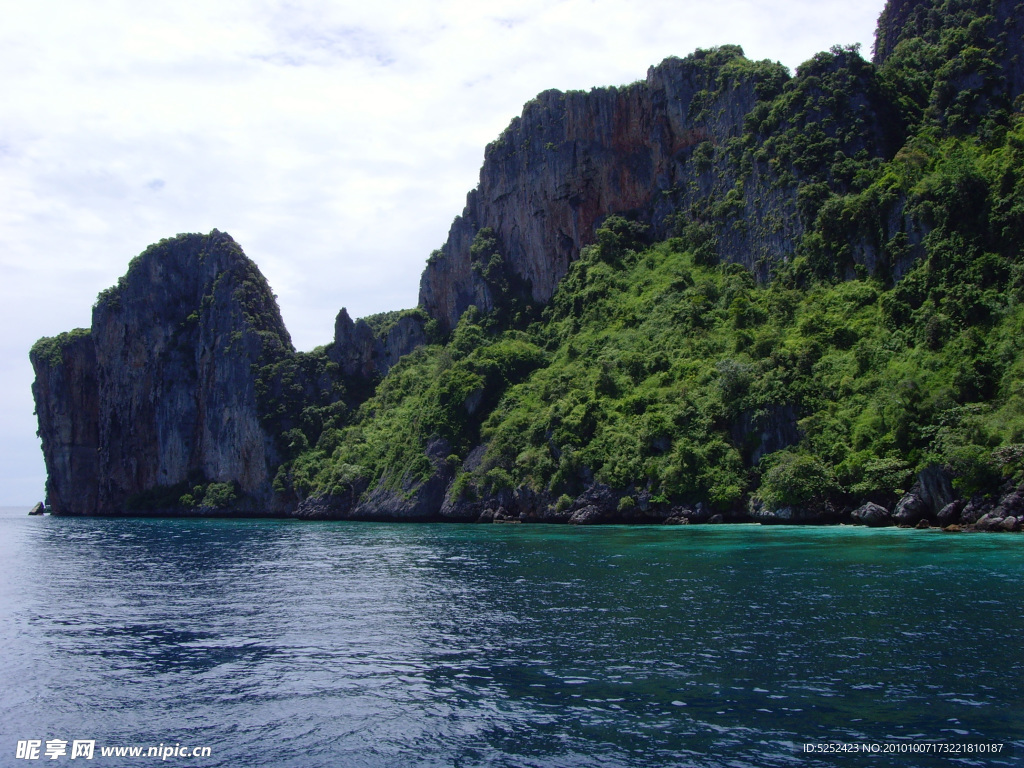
[31,232,292,515]
[31,328,99,515]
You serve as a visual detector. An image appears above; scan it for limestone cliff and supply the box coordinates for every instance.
[420,0,1024,335]
[30,329,99,516]
[419,46,901,331]
[31,231,292,515]
[329,307,427,379]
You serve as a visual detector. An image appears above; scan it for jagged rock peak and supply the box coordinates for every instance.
[31,231,292,515]
[329,307,428,379]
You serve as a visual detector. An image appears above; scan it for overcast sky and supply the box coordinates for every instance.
[0,0,884,505]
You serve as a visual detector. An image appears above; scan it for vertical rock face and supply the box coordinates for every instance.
[31,231,292,515]
[418,47,901,331]
[30,329,99,516]
[418,52,759,331]
[329,307,427,379]
[418,54,755,330]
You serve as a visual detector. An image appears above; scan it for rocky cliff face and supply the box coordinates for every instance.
[419,0,1024,335]
[31,231,292,515]
[329,308,427,379]
[419,46,901,331]
[419,51,763,331]
[30,329,99,516]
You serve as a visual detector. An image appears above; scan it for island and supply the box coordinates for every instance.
[31,0,1024,531]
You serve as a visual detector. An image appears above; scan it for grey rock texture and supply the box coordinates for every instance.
[31,329,99,516]
[992,482,1024,519]
[31,231,292,515]
[329,308,427,379]
[961,497,993,525]
[936,500,965,526]
[851,502,894,527]
[419,46,899,332]
[893,491,928,527]
[748,496,840,525]
[569,506,603,525]
[292,485,367,520]
[891,467,955,525]
[731,404,801,467]
[668,503,713,524]
[957,484,1024,531]
[915,465,955,514]
[999,515,1020,532]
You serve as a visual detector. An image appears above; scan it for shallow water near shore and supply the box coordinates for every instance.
[1,506,1023,767]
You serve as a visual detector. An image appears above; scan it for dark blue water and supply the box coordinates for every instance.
[2,507,1023,767]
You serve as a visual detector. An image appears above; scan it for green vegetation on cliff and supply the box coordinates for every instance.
[276,103,1024,514]
[30,328,91,367]
[30,0,1024,521]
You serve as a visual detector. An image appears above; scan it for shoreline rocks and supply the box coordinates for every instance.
[851,502,893,527]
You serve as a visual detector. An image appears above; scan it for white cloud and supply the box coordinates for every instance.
[0,0,884,504]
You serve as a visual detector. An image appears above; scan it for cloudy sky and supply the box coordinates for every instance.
[1,0,884,505]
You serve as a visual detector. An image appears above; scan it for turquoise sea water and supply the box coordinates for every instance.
[1,506,1023,767]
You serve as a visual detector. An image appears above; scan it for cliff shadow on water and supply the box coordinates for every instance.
[30,0,1024,532]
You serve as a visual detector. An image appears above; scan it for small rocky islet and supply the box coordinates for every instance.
[30,0,1024,532]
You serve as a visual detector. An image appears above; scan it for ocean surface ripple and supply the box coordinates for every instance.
[2,510,1023,767]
